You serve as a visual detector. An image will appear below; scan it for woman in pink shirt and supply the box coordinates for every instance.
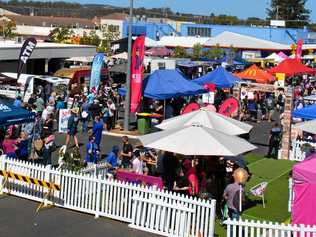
[2,134,17,158]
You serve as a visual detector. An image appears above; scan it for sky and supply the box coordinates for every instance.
[59,0,316,22]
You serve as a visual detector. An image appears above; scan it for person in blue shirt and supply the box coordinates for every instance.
[13,96,22,107]
[92,115,104,149]
[106,145,119,169]
[85,136,99,164]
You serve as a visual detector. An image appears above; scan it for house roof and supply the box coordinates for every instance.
[4,15,96,28]
[158,36,210,48]
[204,31,290,51]
[101,12,128,20]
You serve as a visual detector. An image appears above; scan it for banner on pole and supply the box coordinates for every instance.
[17,38,37,98]
[295,39,303,60]
[90,53,105,92]
[130,35,145,113]
[59,109,71,133]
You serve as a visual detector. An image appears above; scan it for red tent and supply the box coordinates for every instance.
[234,64,275,84]
[268,58,315,76]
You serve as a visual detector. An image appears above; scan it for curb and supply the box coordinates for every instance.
[102,131,139,139]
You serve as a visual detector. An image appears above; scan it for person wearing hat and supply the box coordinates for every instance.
[65,107,80,148]
[106,145,120,169]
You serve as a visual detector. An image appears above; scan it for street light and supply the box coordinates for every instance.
[123,0,134,131]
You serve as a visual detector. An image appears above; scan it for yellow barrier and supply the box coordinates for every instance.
[0,170,60,191]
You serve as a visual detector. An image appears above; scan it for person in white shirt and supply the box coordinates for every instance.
[132,150,143,175]
[107,99,116,130]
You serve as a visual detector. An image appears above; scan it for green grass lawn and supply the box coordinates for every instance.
[214,154,295,236]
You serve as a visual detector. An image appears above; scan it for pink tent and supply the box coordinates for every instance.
[292,154,316,225]
[277,52,288,59]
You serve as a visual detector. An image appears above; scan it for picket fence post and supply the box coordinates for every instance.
[0,156,6,194]
[209,199,216,237]
[95,174,102,218]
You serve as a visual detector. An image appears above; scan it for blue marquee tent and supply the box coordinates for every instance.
[143,69,206,100]
[0,101,35,126]
[192,66,241,88]
[292,104,316,120]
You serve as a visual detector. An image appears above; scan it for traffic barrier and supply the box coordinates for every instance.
[0,170,60,191]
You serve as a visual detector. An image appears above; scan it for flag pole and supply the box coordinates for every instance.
[123,0,133,131]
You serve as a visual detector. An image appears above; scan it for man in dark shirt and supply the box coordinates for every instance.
[266,123,282,158]
[120,136,133,169]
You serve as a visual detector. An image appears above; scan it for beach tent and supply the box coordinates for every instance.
[192,66,241,88]
[0,101,35,126]
[292,154,316,225]
[292,104,316,120]
[235,64,275,84]
[143,69,205,100]
[268,58,315,76]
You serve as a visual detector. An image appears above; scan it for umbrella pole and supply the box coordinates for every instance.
[163,99,166,120]
[239,184,242,212]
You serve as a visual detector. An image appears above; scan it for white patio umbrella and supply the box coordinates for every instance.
[294,120,316,134]
[156,108,253,135]
[139,124,257,156]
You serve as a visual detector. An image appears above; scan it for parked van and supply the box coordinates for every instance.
[0,72,69,102]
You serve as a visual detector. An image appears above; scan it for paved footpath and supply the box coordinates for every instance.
[0,195,154,237]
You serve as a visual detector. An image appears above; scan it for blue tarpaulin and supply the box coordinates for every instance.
[192,66,241,88]
[292,104,316,120]
[0,101,35,126]
[143,69,206,100]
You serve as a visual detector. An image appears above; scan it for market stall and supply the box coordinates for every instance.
[235,64,275,84]
[0,100,35,126]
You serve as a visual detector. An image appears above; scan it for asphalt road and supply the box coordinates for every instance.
[0,195,154,237]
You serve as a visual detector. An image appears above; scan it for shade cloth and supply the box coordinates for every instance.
[139,124,256,156]
[292,154,316,226]
[143,69,205,100]
[193,66,241,88]
[292,104,316,120]
[0,101,35,126]
[268,58,315,76]
[156,108,252,135]
[235,64,275,84]
[145,47,172,57]
[293,120,316,134]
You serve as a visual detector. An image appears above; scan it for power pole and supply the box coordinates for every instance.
[123,0,133,131]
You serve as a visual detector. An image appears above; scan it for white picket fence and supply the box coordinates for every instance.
[225,218,316,237]
[0,156,216,237]
[80,162,108,178]
[288,140,316,161]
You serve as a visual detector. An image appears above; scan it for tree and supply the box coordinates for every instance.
[49,27,73,43]
[202,44,224,60]
[79,31,101,47]
[173,46,187,58]
[98,26,120,53]
[267,0,310,28]
[0,19,17,39]
[191,43,202,60]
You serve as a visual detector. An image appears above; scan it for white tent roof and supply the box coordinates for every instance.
[158,36,210,48]
[265,52,284,62]
[204,31,290,50]
[66,56,94,63]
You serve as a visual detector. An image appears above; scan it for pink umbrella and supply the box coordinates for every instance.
[203,104,217,112]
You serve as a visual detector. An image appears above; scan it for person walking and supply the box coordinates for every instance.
[92,115,104,149]
[266,123,282,159]
[107,99,116,130]
[85,136,99,164]
[120,136,133,169]
[65,107,80,149]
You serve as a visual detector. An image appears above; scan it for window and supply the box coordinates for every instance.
[158,62,166,70]
[187,27,211,37]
